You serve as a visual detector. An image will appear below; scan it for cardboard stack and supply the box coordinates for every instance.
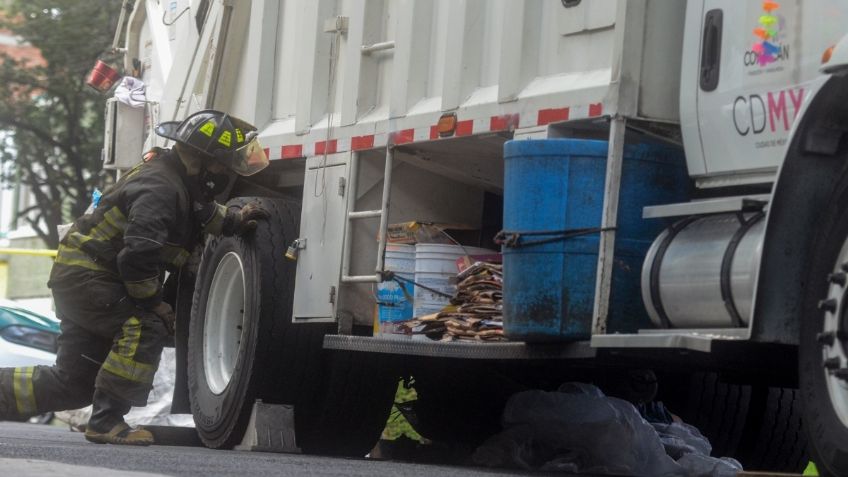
[399,261,505,342]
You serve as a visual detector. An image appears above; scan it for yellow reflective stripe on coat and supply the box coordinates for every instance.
[13,367,36,415]
[101,352,156,384]
[161,245,190,268]
[117,317,141,358]
[124,276,159,299]
[65,207,126,246]
[54,245,108,272]
[89,207,127,241]
[122,162,144,181]
[64,232,91,250]
[203,203,228,236]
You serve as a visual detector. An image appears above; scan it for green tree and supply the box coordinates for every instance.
[0,0,124,247]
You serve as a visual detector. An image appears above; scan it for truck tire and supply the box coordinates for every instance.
[187,197,397,454]
[799,164,848,477]
[187,196,313,448]
[664,372,808,472]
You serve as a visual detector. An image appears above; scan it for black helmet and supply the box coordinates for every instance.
[155,109,269,176]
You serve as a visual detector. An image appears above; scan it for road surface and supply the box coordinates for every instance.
[0,421,533,477]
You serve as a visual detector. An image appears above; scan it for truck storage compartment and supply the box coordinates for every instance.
[501,139,688,342]
[340,144,502,329]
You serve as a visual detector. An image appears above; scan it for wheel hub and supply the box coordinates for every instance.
[819,243,848,427]
[203,252,247,395]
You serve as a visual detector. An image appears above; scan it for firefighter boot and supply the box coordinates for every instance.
[84,421,154,446]
[84,389,153,446]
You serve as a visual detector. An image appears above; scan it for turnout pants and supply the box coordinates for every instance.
[0,271,168,429]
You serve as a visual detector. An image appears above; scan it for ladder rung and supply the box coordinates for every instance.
[348,210,382,220]
[341,274,381,284]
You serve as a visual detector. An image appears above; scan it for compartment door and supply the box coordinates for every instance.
[292,157,349,323]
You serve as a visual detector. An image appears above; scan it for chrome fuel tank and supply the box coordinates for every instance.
[641,213,765,329]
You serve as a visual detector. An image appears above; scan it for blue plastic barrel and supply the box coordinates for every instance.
[502,139,688,342]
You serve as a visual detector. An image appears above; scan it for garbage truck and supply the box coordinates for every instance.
[102,0,848,474]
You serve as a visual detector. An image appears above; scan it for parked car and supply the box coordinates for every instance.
[0,300,60,424]
[0,299,58,368]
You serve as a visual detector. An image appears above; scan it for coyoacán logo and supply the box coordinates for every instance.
[744,1,789,68]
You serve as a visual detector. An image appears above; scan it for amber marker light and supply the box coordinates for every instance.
[823,45,835,64]
[437,113,458,137]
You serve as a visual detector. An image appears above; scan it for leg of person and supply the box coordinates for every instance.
[84,310,169,445]
[0,320,111,421]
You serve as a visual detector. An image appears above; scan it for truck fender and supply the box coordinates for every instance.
[750,73,848,344]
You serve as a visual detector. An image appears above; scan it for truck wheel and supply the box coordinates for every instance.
[187,196,311,449]
[799,168,848,477]
[187,197,397,454]
[664,372,808,472]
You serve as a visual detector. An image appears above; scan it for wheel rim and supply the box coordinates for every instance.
[204,251,247,395]
[822,239,848,427]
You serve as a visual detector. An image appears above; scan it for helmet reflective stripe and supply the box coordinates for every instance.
[218,131,232,147]
[199,121,215,137]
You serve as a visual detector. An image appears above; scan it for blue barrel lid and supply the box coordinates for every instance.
[504,139,610,159]
[504,138,687,165]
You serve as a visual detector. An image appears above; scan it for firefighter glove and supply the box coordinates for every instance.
[222,202,270,236]
[152,301,176,335]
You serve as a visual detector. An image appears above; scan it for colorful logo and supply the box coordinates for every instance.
[752,1,782,66]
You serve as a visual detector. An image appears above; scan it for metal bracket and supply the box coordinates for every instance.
[323,16,349,34]
[592,115,626,335]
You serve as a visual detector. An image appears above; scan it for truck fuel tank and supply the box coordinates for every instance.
[641,213,765,329]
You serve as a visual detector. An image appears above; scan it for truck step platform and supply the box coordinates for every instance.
[322,334,595,360]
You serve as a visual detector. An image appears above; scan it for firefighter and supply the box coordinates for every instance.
[0,110,270,445]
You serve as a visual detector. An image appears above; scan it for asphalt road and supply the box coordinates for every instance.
[0,422,532,477]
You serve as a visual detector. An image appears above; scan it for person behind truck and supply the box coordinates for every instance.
[0,110,270,445]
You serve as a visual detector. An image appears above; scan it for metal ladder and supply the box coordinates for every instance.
[339,145,395,284]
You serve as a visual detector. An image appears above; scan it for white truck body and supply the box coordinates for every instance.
[113,0,848,329]
[106,0,848,470]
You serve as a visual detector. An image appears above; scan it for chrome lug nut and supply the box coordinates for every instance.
[819,298,838,313]
[818,331,837,346]
[824,357,842,370]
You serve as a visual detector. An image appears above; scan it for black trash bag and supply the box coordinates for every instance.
[472,383,742,476]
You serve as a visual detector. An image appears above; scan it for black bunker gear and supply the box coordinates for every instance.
[0,110,269,445]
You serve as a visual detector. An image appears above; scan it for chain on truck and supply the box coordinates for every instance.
[98,0,848,474]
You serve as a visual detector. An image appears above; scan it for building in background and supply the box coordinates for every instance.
[0,4,54,315]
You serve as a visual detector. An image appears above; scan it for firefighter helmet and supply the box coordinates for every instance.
[155,110,269,176]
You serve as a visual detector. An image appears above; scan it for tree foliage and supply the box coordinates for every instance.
[0,0,124,247]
